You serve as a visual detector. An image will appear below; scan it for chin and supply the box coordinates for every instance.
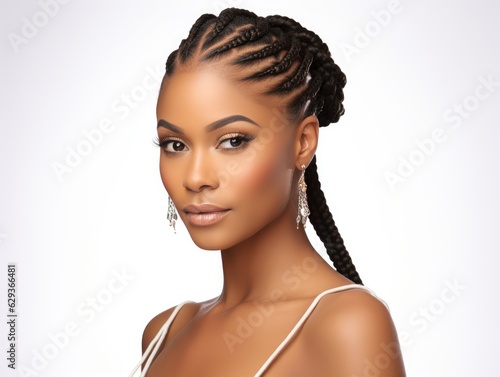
[191,237,235,251]
[186,223,258,251]
[181,208,286,251]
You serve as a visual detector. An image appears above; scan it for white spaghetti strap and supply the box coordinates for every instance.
[253,284,388,377]
[128,301,194,377]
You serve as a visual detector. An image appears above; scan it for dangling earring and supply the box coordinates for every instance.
[296,164,310,229]
[167,196,178,233]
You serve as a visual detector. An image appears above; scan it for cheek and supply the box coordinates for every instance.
[232,141,294,207]
[159,158,168,190]
[159,157,177,196]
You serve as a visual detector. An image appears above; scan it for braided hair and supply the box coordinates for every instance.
[162,8,362,285]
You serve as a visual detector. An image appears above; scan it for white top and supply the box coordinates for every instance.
[128,284,388,377]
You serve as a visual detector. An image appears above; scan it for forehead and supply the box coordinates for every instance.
[156,67,287,128]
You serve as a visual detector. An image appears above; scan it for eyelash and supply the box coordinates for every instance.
[153,136,185,152]
[153,133,254,153]
[218,133,255,150]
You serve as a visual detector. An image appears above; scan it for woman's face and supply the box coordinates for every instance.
[156,67,298,250]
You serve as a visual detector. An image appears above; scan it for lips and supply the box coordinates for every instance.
[183,204,228,213]
[182,204,230,226]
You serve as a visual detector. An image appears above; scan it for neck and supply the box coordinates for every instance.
[217,205,329,307]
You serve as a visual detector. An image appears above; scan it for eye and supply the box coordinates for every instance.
[218,134,253,150]
[166,140,187,152]
[153,137,188,153]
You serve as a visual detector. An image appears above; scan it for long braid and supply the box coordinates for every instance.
[163,8,362,283]
[305,157,363,284]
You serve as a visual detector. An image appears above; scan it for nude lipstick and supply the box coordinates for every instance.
[182,204,230,226]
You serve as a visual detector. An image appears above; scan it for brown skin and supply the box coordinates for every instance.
[142,66,406,376]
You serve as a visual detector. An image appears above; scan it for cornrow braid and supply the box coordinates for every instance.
[162,8,362,283]
[272,52,313,93]
[266,15,347,126]
[203,8,254,46]
[203,18,270,60]
[166,14,216,75]
[179,14,217,63]
[245,38,301,79]
[235,38,288,64]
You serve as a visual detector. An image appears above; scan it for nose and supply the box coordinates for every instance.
[182,150,219,193]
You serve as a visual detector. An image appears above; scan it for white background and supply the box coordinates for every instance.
[1,0,499,376]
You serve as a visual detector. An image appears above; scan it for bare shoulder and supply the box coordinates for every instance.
[141,301,202,355]
[304,287,406,377]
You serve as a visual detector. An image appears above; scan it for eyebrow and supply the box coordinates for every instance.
[157,115,260,134]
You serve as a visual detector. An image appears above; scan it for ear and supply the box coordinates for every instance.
[294,115,319,169]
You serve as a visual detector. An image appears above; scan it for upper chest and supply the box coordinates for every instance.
[146,300,327,377]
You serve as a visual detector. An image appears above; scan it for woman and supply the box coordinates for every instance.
[130,7,406,377]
